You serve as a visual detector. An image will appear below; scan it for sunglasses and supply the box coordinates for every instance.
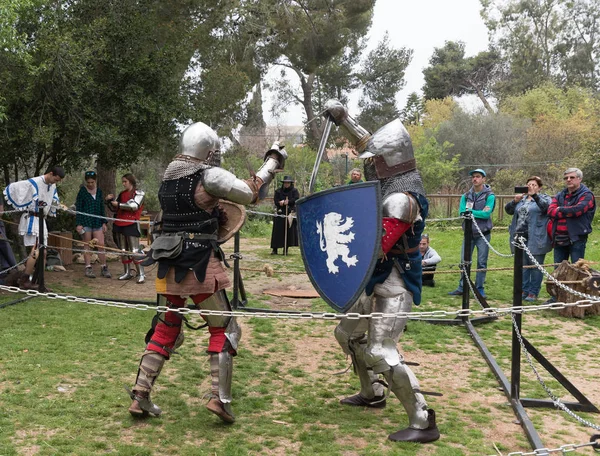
[85,171,97,177]
[563,176,579,180]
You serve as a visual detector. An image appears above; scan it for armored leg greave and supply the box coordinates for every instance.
[128,350,167,416]
[134,350,166,393]
[128,235,145,284]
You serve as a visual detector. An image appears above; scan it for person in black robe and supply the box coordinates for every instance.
[270,176,299,255]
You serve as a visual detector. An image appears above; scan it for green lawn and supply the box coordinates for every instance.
[0,225,599,455]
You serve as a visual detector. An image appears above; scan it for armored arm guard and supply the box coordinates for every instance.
[323,99,372,154]
[119,190,145,212]
[203,154,280,205]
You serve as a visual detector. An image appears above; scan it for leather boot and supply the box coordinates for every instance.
[206,397,235,423]
[388,409,440,443]
[126,387,162,417]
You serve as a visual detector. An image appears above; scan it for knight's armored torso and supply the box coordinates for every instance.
[158,172,218,235]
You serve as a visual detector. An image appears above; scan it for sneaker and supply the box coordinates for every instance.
[543,296,556,305]
[448,289,463,296]
[100,265,112,278]
[85,266,96,279]
[477,288,487,299]
[524,293,537,302]
[522,292,527,299]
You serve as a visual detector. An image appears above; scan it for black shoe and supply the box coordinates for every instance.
[340,393,386,409]
[270,249,277,255]
[388,409,440,443]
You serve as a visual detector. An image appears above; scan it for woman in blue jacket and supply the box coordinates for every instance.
[505,176,552,302]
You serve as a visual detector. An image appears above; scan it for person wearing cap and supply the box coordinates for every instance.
[270,175,299,255]
[75,171,111,279]
[420,234,441,287]
[448,168,495,298]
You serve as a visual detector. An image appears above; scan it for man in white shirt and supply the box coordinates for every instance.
[420,234,441,287]
[3,166,65,277]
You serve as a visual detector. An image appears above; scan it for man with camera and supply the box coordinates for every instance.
[448,168,495,298]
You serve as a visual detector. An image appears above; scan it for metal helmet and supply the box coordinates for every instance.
[360,119,415,179]
[179,122,220,163]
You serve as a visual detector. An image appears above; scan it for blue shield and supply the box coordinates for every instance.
[296,181,382,313]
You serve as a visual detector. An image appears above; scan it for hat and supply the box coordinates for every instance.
[469,168,486,177]
[282,175,295,183]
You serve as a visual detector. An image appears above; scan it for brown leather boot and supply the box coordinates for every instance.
[206,397,235,423]
[125,387,162,418]
[388,409,440,443]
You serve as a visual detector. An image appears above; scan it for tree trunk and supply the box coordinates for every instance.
[97,153,117,248]
[298,71,329,160]
[467,79,495,114]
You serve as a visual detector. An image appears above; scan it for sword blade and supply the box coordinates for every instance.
[308,118,334,194]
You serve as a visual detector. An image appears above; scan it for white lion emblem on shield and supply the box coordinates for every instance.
[316,212,358,274]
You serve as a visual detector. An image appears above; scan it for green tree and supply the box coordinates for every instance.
[434,109,531,178]
[356,33,412,132]
[422,41,500,113]
[259,0,375,145]
[401,92,424,126]
[481,0,600,95]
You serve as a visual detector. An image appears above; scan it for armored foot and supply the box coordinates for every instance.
[388,409,440,443]
[206,397,235,423]
[340,393,386,409]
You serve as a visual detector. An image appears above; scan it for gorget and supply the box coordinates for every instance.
[364,160,426,198]
[163,157,211,180]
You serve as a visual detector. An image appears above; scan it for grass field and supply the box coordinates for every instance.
[0,223,599,456]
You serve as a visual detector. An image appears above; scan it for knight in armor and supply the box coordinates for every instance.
[105,173,146,284]
[127,122,286,423]
[322,100,440,443]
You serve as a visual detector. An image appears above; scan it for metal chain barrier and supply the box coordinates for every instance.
[60,207,156,225]
[0,257,29,276]
[515,237,600,303]
[511,313,600,431]
[462,266,492,311]
[489,440,599,456]
[1,283,597,320]
[467,213,514,258]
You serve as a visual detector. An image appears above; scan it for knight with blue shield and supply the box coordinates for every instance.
[323,100,440,443]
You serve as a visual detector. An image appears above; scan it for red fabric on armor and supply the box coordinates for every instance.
[208,326,228,353]
[381,217,411,253]
[122,258,132,265]
[145,294,186,358]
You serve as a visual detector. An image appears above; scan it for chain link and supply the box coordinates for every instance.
[515,237,600,303]
[490,441,599,456]
[0,257,29,276]
[467,213,514,258]
[511,314,600,431]
[1,283,597,320]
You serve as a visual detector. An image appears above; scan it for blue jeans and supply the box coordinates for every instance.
[457,233,490,292]
[523,253,546,297]
[554,238,587,264]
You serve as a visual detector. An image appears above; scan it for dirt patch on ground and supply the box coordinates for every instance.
[16,236,600,453]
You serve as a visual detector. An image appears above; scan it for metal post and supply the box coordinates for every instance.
[461,212,473,321]
[344,153,348,176]
[35,210,46,292]
[511,233,524,400]
[231,231,240,309]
